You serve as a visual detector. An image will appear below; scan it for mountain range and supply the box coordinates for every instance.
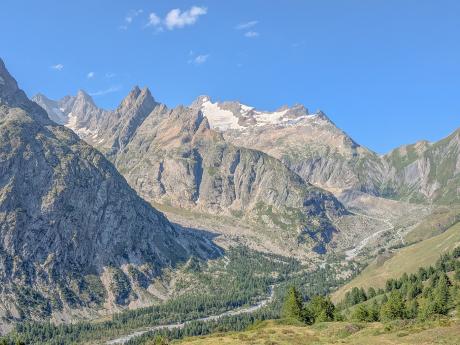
[0,59,220,330]
[0,55,459,331]
[34,90,460,206]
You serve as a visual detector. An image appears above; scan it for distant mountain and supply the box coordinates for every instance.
[0,58,218,329]
[34,86,460,261]
[35,89,350,256]
[382,133,460,204]
[193,96,385,196]
[193,97,460,205]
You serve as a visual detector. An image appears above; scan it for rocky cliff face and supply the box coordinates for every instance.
[114,104,347,253]
[35,89,349,255]
[0,59,218,327]
[194,97,460,205]
[193,97,386,195]
[382,132,460,204]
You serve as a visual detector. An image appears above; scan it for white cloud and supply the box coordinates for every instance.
[146,12,161,27]
[194,54,209,64]
[236,20,258,30]
[50,64,64,71]
[87,72,95,79]
[244,31,259,38]
[188,53,210,65]
[165,6,207,30]
[120,9,143,30]
[126,9,143,23]
[89,85,122,96]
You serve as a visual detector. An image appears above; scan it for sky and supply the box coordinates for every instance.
[1,0,459,153]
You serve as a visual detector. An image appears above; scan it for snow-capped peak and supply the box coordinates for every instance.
[197,97,323,132]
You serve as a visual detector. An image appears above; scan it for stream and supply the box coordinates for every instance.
[106,285,275,344]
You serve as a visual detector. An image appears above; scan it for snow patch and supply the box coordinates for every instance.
[65,112,97,138]
[201,99,321,132]
[253,109,289,125]
[201,100,243,131]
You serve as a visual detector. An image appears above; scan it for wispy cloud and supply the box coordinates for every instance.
[236,20,260,38]
[146,6,207,31]
[50,64,64,71]
[244,31,259,38]
[105,72,116,78]
[87,71,95,79]
[120,9,143,30]
[89,85,122,96]
[236,20,258,30]
[188,52,210,65]
[146,12,161,27]
[194,54,209,64]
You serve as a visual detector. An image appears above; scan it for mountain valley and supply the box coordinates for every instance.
[0,57,458,344]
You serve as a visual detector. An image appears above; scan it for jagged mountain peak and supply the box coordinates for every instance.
[75,89,95,105]
[0,58,50,123]
[191,94,212,108]
[0,58,19,95]
[0,58,220,324]
[124,85,153,102]
[117,86,156,116]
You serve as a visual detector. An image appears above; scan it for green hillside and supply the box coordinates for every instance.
[332,222,460,303]
[173,319,460,345]
[405,206,460,244]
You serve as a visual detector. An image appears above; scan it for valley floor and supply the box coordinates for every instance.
[174,319,460,345]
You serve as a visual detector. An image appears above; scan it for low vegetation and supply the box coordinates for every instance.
[0,247,352,344]
[333,221,460,302]
[128,247,460,344]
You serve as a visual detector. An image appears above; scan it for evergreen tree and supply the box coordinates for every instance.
[282,286,303,321]
[351,304,370,322]
[367,287,376,299]
[369,300,380,321]
[433,273,450,315]
[454,267,460,282]
[303,305,315,325]
[417,267,428,281]
[381,294,388,304]
[453,246,460,258]
[308,296,335,322]
[418,297,436,320]
[380,290,406,321]
[406,299,418,319]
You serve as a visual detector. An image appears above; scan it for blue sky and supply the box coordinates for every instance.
[1,0,459,153]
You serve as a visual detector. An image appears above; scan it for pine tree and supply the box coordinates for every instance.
[282,286,303,321]
[369,300,380,321]
[418,297,436,320]
[308,295,335,322]
[380,290,406,321]
[433,273,450,315]
[454,267,460,282]
[303,305,315,325]
[381,294,388,304]
[351,304,370,322]
[367,287,376,299]
[406,299,419,319]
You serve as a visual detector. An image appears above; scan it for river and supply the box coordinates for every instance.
[106,285,275,344]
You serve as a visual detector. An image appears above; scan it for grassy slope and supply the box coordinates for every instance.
[332,222,460,303]
[173,319,460,345]
[405,206,460,244]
